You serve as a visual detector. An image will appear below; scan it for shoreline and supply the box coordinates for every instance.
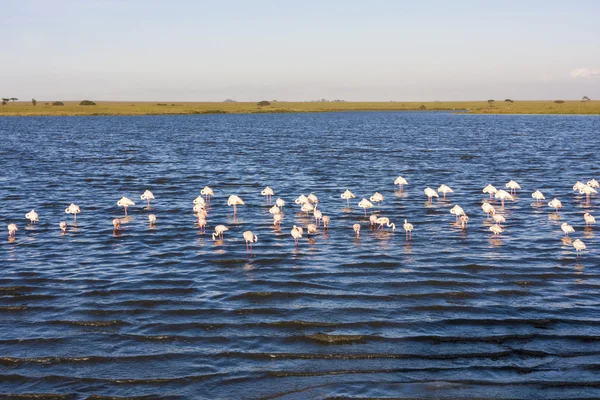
[0,100,598,117]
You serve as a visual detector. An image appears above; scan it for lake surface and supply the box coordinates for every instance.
[1,112,599,399]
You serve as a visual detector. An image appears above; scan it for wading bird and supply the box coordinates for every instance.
[341,190,356,206]
[65,203,81,222]
[506,180,521,194]
[227,195,244,216]
[531,190,545,204]
[201,186,214,202]
[482,202,495,218]
[140,190,155,208]
[261,187,274,203]
[573,239,586,257]
[376,217,395,231]
[323,215,330,229]
[112,218,121,231]
[275,198,286,208]
[370,192,384,208]
[148,214,156,226]
[584,213,596,226]
[483,184,498,200]
[561,222,575,237]
[438,184,454,199]
[548,198,562,212]
[243,230,258,252]
[358,199,374,216]
[424,187,439,203]
[117,197,135,216]
[59,221,67,233]
[490,225,503,235]
[291,225,303,245]
[495,190,514,207]
[8,223,18,238]
[353,223,361,238]
[394,176,408,190]
[212,224,229,240]
[25,210,38,224]
[403,219,413,240]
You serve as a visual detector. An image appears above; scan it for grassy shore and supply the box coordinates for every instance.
[0,100,598,117]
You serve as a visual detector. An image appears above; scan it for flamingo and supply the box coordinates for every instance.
[494,190,514,207]
[573,181,586,192]
[307,193,319,205]
[531,190,545,204]
[492,213,506,226]
[201,186,214,203]
[212,224,229,240]
[295,194,309,205]
[437,184,454,199]
[370,192,384,209]
[584,213,596,226]
[573,239,586,258]
[579,185,597,203]
[403,219,413,240]
[424,187,439,203]
[291,225,303,245]
[8,223,18,238]
[301,202,314,215]
[561,222,575,237]
[506,180,521,195]
[25,210,39,224]
[358,199,374,216]
[482,202,495,218]
[460,215,469,230]
[148,214,156,226]
[243,230,258,252]
[195,206,208,219]
[369,214,378,228]
[313,209,323,225]
[227,195,244,215]
[273,213,283,227]
[490,225,503,235]
[65,203,81,222]
[588,179,599,189]
[117,197,135,216]
[341,190,356,206]
[197,216,207,232]
[548,198,562,212]
[59,221,67,233]
[449,205,465,223]
[275,198,286,208]
[140,190,155,208]
[261,187,274,203]
[394,176,408,190]
[322,215,330,229]
[482,184,498,200]
[353,223,361,238]
[375,217,395,231]
[269,205,281,215]
[307,224,318,236]
[193,195,206,208]
[112,218,121,231]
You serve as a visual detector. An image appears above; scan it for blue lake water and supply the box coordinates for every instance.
[1,112,600,399]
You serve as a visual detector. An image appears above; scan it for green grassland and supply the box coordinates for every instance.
[0,100,598,117]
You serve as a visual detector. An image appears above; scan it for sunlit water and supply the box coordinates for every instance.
[1,112,599,399]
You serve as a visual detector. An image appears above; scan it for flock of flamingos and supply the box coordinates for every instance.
[6,176,598,257]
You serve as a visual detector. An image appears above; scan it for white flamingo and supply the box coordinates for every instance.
[8,223,18,238]
[201,186,214,202]
[437,184,454,199]
[394,176,408,190]
[341,190,356,206]
[573,239,586,257]
[25,210,39,224]
[117,197,135,216]
[403,219,413,240]
[140,190,155,208]
[495,190,514,207]
[375,217,395,231]
[506,180,521,194]
[424,187,439,203]
[353,223,361,238]
[212,224,229,240]
[261,187,274,203]
[548,198,562,212]
[227,195,244,215]
[482,184,498,200]
[358,199,374,216]
[65,203,81,222]
[243,230,258,252]
[561,222,575,237]
[584,213,596,226]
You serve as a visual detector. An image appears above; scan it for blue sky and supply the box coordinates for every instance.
[2,0,599,101]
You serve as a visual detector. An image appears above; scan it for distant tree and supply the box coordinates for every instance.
[32,98,37,106]
[487,99,495,106]
[554,100,565,104]
[1,98,7,106]
[419,104,426,110]
[45,103,49,106]
[79,100,96,106]
[257,100,271,106]
[504,99,514,103]
[582,96,591,102]
[10,97,18,105]
[52,101,65,106]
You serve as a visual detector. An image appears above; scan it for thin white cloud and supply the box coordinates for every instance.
[570,68,600,78]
